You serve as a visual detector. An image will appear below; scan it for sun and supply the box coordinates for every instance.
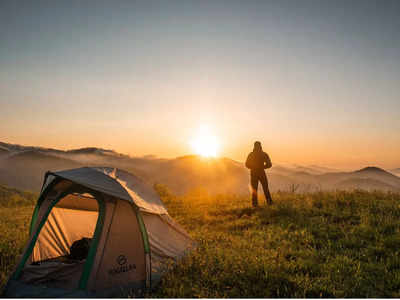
[190,126,220,158]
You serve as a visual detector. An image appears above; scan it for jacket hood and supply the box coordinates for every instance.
[253,141,262,152]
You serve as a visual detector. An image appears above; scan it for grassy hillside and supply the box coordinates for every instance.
[153,188,400,297]
[1,187,400,297]
[0,206,33,289]
[0,184,37,207]
[0,185,37,288]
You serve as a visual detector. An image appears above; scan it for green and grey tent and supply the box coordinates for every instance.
[3,167,195,297]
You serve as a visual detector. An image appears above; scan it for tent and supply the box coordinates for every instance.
[3,167,195,297]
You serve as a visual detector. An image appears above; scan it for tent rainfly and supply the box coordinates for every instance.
[3,167,195,297]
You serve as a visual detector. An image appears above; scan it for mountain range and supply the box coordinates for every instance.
[0,141,399,195]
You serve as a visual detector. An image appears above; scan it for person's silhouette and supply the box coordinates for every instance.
[245,141,273,207]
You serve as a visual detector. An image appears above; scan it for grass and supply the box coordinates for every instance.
[153,187,400,298]
[0,206,33,289]
[0,185,37,289]
[0,184,36,208]
[1,185,400,297]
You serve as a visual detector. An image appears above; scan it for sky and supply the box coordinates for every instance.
[1,0,399,169]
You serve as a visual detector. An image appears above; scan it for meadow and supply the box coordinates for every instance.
[153,186,400,298]
[1,184,400,297]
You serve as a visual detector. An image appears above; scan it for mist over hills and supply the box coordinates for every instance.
[391,168,400,177]
[0,141,399,194]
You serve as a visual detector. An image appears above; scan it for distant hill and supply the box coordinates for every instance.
[353,167,400,188]
[0,150,82,191]
[291,164,339,175]
[335,178,398,192]
[152,155,248,194]
[0,141,63,155]
[0,147,9,156]
[390,168,400,177]
[65,147,127,158]
[0,141,399,194]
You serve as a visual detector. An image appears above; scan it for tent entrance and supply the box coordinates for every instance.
[17,187,104,290]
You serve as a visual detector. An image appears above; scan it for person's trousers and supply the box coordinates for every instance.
[250,171,273,207]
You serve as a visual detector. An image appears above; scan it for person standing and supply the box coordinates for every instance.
[245,141,273,207]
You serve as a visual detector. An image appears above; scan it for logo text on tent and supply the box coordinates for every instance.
[108,255,136,276]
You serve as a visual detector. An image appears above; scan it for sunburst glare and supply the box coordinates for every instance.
[190,125,220,158]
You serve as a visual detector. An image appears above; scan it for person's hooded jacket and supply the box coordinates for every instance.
[245,142,272,172]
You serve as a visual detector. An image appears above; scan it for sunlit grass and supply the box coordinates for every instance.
[1,186,400,297]
[154,186,400,297]
[0,206,33,288]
